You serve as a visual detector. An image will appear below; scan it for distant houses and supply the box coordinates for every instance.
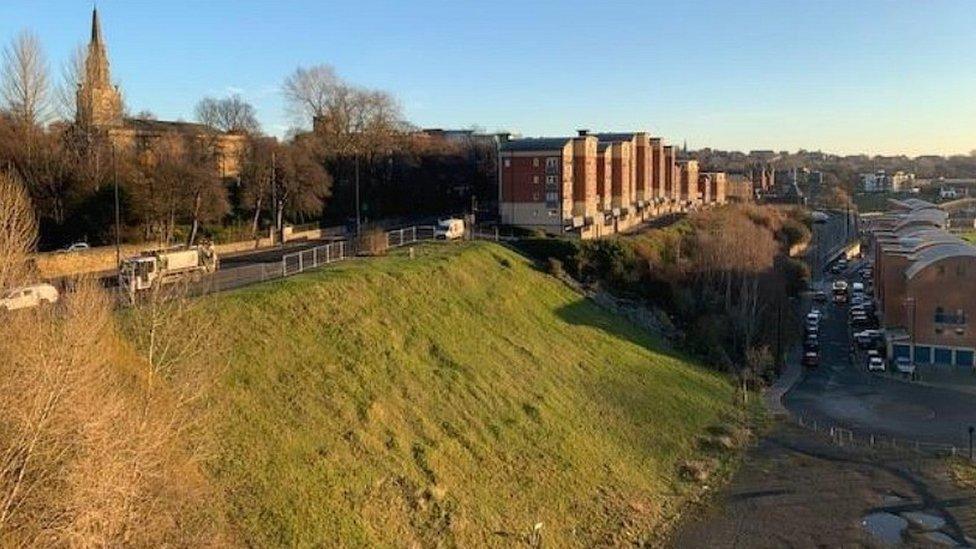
[498,131,729,239]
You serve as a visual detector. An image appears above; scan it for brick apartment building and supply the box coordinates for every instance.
[700,171,727,204]
[677,159,700,206]
[498,136,605,238]
[866,198,976,368]
[650,138,667,207]
[663,145,679,205]
[499,131,727,239]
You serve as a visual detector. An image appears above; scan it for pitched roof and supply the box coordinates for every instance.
[500,137,571,152]
[595,132,638,142]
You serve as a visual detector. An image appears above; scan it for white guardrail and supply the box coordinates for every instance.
[280,225,438,277]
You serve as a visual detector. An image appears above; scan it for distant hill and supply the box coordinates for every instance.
[200,242,740,546]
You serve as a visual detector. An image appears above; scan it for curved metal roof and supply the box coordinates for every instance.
[905,242,976,279]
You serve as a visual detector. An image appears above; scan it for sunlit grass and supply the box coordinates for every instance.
[200,241,739,546]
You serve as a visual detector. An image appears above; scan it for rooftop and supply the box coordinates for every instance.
[499,137,571,152]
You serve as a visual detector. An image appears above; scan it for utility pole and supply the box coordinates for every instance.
[113,144,121,268]
[355,153,361,238]
[271,150,280,246]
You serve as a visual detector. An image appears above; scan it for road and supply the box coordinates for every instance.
[783,215,976,448]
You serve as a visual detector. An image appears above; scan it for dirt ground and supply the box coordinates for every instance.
[671,420,976,548]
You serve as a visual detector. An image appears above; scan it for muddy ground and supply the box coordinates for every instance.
[671,420,976,548]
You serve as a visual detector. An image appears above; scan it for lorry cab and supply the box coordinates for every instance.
[119,257,158,293]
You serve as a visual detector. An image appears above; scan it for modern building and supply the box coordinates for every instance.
[677,159,700,206]
[663,145,679,207]
[76,8,246,178]
[700,172,727,204]
[498,135,607,239]
[866,199,976,368]
[649,137,667,207]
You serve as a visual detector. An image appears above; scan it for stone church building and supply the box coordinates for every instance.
[77,8,246,178]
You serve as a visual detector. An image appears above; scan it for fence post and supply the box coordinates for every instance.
[313,247,318,267]
[299,252,304,273]
[870,434,875,447]
[281,257,287,277]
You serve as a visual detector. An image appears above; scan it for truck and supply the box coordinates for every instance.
[119,244,218,298]
[434,218,465,240]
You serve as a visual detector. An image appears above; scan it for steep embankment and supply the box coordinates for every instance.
[202,242,739,546]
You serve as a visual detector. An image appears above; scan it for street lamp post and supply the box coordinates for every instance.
[112,144,121,269]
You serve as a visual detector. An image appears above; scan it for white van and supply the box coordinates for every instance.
[434,218,465,240]
[0,283,59,311]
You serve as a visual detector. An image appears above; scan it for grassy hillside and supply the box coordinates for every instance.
[201,242,740,546]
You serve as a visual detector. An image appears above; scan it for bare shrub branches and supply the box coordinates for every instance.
[0,173,226,546]
[1,30,50,127]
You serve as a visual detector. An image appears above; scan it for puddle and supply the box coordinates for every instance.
[861,512,907,545]
[901,511,945,531]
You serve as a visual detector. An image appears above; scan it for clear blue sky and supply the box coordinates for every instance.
[3,0,975,155]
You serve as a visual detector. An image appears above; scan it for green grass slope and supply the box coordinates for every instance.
[203,242,738,546]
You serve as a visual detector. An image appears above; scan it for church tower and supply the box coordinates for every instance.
[76,7,123,128]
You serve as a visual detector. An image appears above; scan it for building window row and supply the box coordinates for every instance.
[934,306,967,325]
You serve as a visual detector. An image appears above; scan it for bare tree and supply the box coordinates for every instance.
[54,43,84,122]
[270,140,331,243]
[281,64,340,128]
[0,30,50,127]
[194,94,260,134]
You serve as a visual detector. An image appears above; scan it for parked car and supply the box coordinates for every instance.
[812,290,828,303]
[802,351,819,368]
[868,356,886,371]
[56,241,90,253]
[0,283,59,311]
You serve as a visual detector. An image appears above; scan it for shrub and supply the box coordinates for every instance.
[778,218,811,248]
[546,257,564,277]
[511,237,581,273]
[356,227,389,256]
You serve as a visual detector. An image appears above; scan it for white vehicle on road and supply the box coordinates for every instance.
[868,357,885,371]
[434,218,465,240]
[0,283,59,311]
[119,244,218,298]
[57,242,90,253]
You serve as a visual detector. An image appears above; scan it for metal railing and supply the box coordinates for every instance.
[282,240,347,277]
[792,414,961,458]
[280,225,438,277]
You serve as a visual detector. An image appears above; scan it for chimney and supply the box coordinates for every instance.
[496,132,511,143]
[577,129,589,137]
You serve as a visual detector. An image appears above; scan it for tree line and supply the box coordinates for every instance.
[0,30,496,251]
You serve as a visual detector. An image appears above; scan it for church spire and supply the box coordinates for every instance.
[91,7,102,44]
[77,5,123,128]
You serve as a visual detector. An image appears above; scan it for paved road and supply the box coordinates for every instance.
[783,216,976,448]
